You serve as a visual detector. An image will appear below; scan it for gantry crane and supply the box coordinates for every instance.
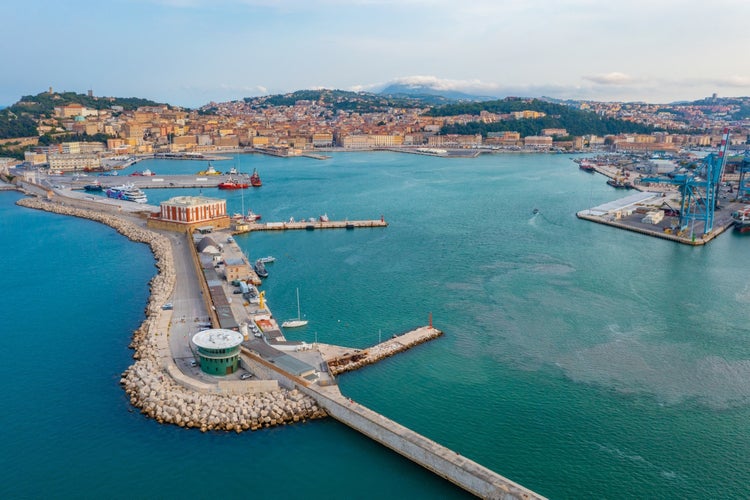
[737,156,750,202]
[640,129,729,236]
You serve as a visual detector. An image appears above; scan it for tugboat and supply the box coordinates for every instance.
[250,168,262,187]
[218,177,249,189]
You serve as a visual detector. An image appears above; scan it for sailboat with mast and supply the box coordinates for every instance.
[281,288,308,328]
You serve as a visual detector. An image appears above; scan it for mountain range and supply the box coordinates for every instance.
[378,83,497,103]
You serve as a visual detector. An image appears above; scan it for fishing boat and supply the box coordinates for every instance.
[218,178,249,189]
[282,288,308,328]
[197,163,221,175]
[732,205,750,233]
[250,168,262,187]
[254,259,269,278]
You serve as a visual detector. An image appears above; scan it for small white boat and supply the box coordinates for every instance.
[258,256,275,263]
[282,288,308,328]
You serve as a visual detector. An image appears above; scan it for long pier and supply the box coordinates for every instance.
[236,218,387,233]
[301,384,543,500]
[322,326,443,375]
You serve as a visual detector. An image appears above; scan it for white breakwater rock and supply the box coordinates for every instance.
[17,196,327,432]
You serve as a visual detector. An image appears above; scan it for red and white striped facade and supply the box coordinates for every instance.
[159,196,226,224]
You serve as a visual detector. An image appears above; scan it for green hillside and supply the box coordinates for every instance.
[0,91,167,139]
[427,97,654,137]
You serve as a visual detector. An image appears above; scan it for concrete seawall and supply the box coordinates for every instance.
[301,385,545,500]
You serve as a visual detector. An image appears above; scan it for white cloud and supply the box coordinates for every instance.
[709,76,750,88]
[583,72,636,85]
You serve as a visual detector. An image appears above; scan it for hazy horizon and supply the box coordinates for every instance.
[3,1,750,108]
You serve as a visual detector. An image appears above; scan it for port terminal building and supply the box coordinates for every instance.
[192,329,244,375]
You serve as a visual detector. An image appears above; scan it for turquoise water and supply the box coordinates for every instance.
[2,152,750,498]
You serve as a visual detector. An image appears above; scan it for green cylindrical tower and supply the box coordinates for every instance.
[192,329,244,376]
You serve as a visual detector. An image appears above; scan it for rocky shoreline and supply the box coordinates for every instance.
[16,196,327,432]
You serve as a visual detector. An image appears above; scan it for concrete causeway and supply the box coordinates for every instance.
[301,384,545,500]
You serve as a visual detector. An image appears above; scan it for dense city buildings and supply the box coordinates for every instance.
[2,89,750,170]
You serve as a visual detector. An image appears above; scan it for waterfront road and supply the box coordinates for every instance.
[163,230,211,371]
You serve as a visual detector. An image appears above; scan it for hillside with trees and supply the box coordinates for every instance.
[0,91,167,139]
[242,89,428,113]
[428,97,654,137]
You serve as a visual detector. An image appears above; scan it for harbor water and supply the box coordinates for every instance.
[2,152,749,498]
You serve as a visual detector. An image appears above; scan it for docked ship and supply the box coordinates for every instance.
[579,160,596,173]
[607,178,632,189]
[84,182,103,192]
[218,178,249,189]
[129,169,155,176]
[250,168,262,187]
[254,259,269,278]
[732,205,750,233]
[197,163,221,176]
[105,184,148,203]
[123,185,148,203]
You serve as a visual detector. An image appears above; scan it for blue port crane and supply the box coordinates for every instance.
[737,156,750,202]
[640,129,730,236]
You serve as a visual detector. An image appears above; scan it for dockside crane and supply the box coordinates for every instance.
[640,128,729,237]
[737,157,750,202]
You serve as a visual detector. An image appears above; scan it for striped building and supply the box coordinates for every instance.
[147,195,231,232]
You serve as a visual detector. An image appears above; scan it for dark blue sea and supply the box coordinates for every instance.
[2,152,749,499]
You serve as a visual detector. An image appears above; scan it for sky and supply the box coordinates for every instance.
[3,0,750,108]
